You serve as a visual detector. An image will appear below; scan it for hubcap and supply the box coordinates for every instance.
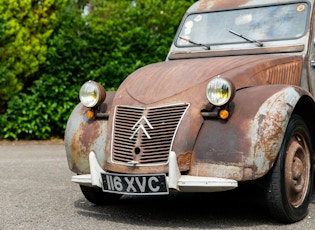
[285,133,310,207]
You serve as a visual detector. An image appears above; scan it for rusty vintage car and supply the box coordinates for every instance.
[65,0,315,223]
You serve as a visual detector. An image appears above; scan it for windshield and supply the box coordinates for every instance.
[176,3,309,48]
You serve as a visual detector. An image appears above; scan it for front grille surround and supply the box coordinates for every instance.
[111,103,190,166]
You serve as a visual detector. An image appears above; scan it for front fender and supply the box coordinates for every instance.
[250,86,303,176]
[192,85,311,180]
[64,92,115,174]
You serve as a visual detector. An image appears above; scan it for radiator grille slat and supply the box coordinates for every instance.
[111,103,189,165]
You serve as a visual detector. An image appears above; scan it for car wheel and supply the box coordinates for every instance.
[265,115,314,223]
[80,185,122,205]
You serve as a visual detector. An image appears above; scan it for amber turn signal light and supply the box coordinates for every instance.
[219,109,229,120]
[86,109,95,120]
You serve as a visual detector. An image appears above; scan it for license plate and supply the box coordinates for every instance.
[101,172,169,195]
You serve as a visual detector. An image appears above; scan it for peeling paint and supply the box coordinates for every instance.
[251,87,301,176]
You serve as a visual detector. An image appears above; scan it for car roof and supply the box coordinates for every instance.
[187,0,314,13]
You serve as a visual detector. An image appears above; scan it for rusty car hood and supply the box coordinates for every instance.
[116,54,302,105]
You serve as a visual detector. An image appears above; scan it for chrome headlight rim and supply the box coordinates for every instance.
[206,76,235,107]
[79,80,106,108]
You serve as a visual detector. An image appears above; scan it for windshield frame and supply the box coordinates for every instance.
[175,1,311,49]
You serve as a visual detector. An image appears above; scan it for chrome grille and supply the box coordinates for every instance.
[111,103,189,165]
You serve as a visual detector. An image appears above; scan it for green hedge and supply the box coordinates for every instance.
[0,0,67,107]
[0,0,194,140]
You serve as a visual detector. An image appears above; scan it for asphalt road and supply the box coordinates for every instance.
[1,141,315,230]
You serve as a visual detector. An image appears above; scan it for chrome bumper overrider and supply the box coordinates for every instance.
[71,151,238,192]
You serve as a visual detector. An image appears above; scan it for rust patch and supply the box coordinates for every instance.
[198,0,250,11]
[252,94,288,172]
[69,128,85,173]
[105,161,170,174]
[251,87,301,177]
[68,110,103,174]
[79,119,101,149]
[190,162,244,180]
[255,112,284,162]
[177,152,192,171]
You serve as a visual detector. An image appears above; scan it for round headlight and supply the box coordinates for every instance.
[79,81,106,108]
[206,76,235,106]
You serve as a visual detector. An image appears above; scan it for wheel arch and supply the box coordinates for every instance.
[251,87,315,179]
[292,95,315,160]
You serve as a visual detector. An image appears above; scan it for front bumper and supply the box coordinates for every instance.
[71,151,238,193]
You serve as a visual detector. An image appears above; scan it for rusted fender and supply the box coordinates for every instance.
[64,92,115,174]
[191,85,315,181]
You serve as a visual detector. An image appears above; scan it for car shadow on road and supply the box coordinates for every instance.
[73,183,297,228]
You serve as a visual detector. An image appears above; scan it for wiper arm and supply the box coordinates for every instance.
[179,37,211,50]
[229,30,263,47]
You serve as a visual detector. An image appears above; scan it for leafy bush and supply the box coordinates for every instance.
[0,0,194,140]
[0,0,67,106]
[0,0,85,139]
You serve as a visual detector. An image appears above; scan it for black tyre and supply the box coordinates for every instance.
[265,115,313,223]
[80,185,122,205]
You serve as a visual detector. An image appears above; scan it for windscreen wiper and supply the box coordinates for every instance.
[179,37,211,50]
[229,30,263,47]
